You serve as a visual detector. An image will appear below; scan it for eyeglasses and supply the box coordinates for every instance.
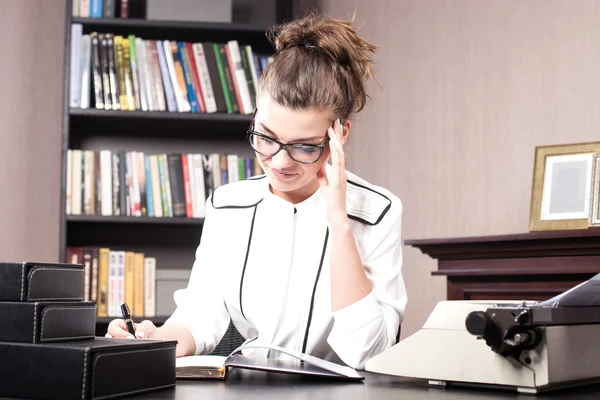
[247,109,331,165]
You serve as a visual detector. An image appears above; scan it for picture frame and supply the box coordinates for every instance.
[590,155,600,227]
[529,142,600,232]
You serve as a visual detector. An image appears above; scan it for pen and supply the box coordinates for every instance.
[120,303,136,337]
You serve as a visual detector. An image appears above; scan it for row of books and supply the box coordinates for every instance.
[69,24,271,115]
[66,150,263,218]
[66,247,156,318]
[72,0,127,19]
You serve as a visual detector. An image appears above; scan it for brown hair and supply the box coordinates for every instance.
[259,12,377,120]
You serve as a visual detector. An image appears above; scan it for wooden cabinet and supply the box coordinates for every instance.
[405,230,600,301]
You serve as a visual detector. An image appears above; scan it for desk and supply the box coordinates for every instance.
[405,230,600,301]
[130,370,600,400]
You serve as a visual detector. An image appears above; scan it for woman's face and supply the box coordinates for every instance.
[252,94,341,202]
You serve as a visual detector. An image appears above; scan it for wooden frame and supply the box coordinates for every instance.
[529,142,600,232]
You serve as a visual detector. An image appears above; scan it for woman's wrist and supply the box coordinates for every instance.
[329,213,351,233]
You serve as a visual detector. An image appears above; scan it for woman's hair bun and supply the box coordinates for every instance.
[267,11,376,78]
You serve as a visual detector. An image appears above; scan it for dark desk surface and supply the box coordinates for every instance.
[131,370,600,400]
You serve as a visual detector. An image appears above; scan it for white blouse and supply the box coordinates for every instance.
[165,167,407,369]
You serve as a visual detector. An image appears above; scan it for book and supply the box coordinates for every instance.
[175,343,364,381]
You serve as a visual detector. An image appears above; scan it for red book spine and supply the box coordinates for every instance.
[181,155,193,218]
[185,42,206,113]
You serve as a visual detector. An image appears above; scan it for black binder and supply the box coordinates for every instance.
[0,337,177,400]
[0,262,84,302]
[0,301,96,343]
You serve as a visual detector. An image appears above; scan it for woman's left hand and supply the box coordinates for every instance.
[317,119,348,226]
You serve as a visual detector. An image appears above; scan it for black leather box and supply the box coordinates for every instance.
[0,337,177,400]
[0,262,84,302]
[0,301,96,343]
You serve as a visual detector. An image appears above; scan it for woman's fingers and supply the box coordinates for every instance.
[106,319,135,339]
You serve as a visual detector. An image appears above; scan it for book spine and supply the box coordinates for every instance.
[226,41,253,114]
[150,155,163,217]
[112,152,121,215]
[97,248,110,317]
[219,44,239,113]
[91,33,104,109]
[144,155,154,217]
[99,34,111,109]
[168,154,186,217]
[149,41,167,112]
[144,257,156,317]
[90,0,102,18]
[100,150,113,216]
[142,40,157,111]
[69,24,82,108]
[107,34,120,110]
[66,149,72,215]
[121,38,135,110]
[90,248,99,303]
[133,253,145,317]
[202,42,227,113]
[181,155,193,218]
[102,0,116,17]
[212,43,233,114]
[80,0,90,18]
[128,35,141,110]
[119,0,129,18]
[192,43,217,113]
[170,42,191,112]
[125,251,135,313]
[135,38,148,111]
[177,42,200,113]
[80,35,91,109]
[184,42,206,112]
[193,154,206,218]
[164,40,185,112]
[156,40,177,112]
[137,151,147,216]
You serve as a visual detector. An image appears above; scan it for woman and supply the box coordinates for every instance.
[108,12,407,370]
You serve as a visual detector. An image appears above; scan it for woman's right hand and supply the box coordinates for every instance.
[105,319,159,339]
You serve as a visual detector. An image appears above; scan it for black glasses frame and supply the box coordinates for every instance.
[246,109,330,165]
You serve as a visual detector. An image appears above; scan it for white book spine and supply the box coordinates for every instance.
[108,250,118,317]
[79,0,90,18]
[192,43,217,113]
[69,24,83,108]
[71,150,82,215]
[227,40,253,114]
[117,251,126,313]
[80,34,91,109]
[245,45,260,98]
[193,154,206,218]
[156,40,177,112]
[142,41,157,111]
[211,153,221,188]
[163,40,187,112]
[100,150,113,216]
[227,154,239,183]
[72,0,79,17]
[150,155,163,217]
[83,151,94,215]
[66,150,72,215]
[144,257,156,317]
[148,41,167,111]
[135,38,149,111]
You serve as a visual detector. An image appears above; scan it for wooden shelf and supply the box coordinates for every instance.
[67,215,204,225]
[69,109,252,140]
[71,17,273,53]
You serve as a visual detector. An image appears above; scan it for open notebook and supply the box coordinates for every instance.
[175,342,364,381]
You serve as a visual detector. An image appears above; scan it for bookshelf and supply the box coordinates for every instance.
[61,0,296,332]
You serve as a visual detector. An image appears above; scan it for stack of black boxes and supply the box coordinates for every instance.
[0,262,177,400]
